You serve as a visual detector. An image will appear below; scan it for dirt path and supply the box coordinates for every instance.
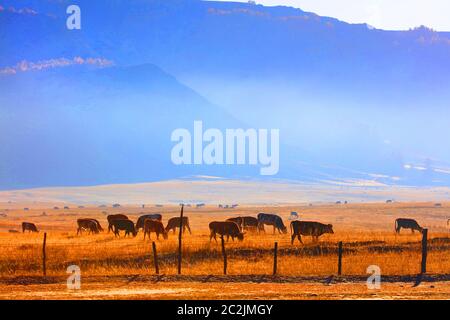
[1,275,449,300]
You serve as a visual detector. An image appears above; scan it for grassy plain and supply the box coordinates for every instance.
[0,202,449,299]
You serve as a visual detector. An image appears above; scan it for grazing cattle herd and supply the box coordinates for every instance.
[17,206,450,245]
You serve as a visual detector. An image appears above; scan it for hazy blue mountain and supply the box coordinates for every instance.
[0,63,270,189]
[1,0,450,188]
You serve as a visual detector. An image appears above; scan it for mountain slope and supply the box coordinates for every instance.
[1,0,450,188]
[0,63,259,189]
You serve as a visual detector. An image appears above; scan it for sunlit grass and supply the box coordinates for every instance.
[0,202,449,277]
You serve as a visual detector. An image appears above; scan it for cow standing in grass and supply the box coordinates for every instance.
[136,214,162,232]
[165,217,191,234]
[22,222,38,233]
[242,216,263,233]
[143,219,168,240]
[87,219,103,232]
[209,221,244,242]
[257,213,287,234]
[107,214,129,233]
[77,219,100,235]
[290,221,334,244]
[227,216,262,233]
[226,217,243,231]
[111,219,137,237]
[395,218,423,234]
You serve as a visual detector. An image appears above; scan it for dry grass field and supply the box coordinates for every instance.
[0,201,449,299]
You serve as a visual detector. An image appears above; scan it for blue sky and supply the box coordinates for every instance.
[210,0,450,31]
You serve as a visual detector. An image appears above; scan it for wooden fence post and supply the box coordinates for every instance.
[42,232,47,277]
[221,236,227,275]
[421,229,428,274]
[152,241,159,275]
[177,204,184,275]
[273,242,278,275]
[337,241,343,276]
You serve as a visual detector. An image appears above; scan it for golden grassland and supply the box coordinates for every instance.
[0,202,449,299]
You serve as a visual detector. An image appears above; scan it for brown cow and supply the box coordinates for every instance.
[290,221,334,244]
[209,221,244,242]
[22,222,38,233]
[136,214,162,232]
[91,219,104,232]
[143,219,168,240]
[111,219,137,237]
[77,219,99,235]
[226,216,262,233]
[242,216,263,233]
[166,217,191,234]
[84,218,103,232]
[226,217,243,231]
[107,214,129,232]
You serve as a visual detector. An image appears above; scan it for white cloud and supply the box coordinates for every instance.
[434,168,450,174]
[0,57,114,75]
[0,5,38,15]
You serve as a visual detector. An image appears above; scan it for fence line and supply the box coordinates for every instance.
[0,233,441,278]
[42,232,47,276]
[177,205,184,275]
[152,241,159,274]
[221,236,227,275]
[273,242,278,275]
[421,229,428,274]
[337,241,343,276]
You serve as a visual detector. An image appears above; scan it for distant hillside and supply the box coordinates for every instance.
[1,178,449,205]
[0,63,255,189]
[1,0,450,188]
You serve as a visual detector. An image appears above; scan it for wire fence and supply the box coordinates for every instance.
[1,228,448,278]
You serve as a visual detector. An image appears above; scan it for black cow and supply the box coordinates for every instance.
[111,219,137,237]
[395,218,423,234]
[107,214,129,232]
[22,222,38,233]
[257,213,287,234]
